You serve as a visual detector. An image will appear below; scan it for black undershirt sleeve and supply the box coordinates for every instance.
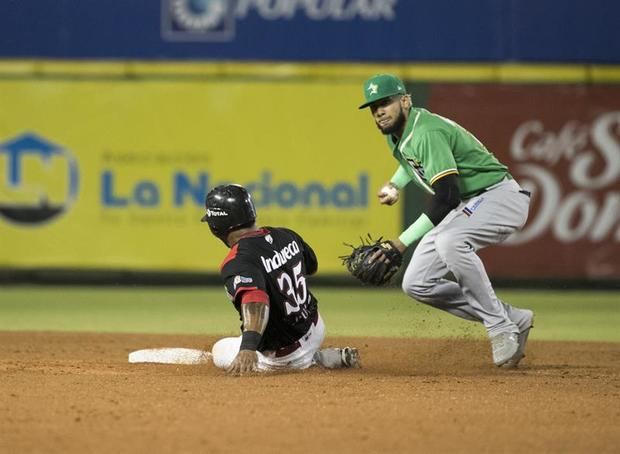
[426,174,461,225]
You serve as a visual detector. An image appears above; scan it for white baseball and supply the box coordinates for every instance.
[380,185,398,198]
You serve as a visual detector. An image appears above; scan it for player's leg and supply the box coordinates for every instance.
[212,314,351,372]
[433,182,530,365]
[258,314,329,371]
[402,216,533,332]
[314,346,361,369]
[402,219,482,322]
[256,314,360,369]
[500,303,534,368]
[211,336,242,369]
[212,336,286,371]
[499,301,533,334]
[211,335,306,372]
[304,315,360,369]
[434,226,516,336]
[432,182,530,337]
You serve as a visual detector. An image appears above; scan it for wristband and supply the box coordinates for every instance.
[390,166,412,189]
[398,213,435,247]
[240,330,262,351]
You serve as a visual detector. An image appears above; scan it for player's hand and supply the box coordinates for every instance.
[377,182,399,206]
[368,238,407,264]
[226,349,259,376]
[340,235,404,286]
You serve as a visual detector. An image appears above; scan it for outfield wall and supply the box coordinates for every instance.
[1,0,618,63]
[0,62,618,282]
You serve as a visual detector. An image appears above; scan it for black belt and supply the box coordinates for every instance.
[469,187,530,198]
[274,311,319,358]
[467,174,531,199]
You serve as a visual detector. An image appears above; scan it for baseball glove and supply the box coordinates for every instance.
[340,235,403,286]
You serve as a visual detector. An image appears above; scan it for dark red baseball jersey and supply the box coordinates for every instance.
[220,227,319,352]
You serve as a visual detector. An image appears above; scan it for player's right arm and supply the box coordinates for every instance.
[394,131,460,251]
[379,165,411,205]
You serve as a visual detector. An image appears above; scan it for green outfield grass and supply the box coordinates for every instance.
[0,286,618,342]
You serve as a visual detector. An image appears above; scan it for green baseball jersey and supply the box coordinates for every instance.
[388,108,508,198]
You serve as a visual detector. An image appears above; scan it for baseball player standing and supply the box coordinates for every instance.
[358,74,534,368]
[202,184,360,375]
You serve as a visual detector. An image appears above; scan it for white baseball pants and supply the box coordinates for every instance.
[402,178,531,337]
[212,313,326,371]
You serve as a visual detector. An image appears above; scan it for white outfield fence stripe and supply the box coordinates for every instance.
[128,348,212,365]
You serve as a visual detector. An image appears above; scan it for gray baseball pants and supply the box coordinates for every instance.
[402,178,531,337]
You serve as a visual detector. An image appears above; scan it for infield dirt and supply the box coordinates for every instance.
[1,331,618,453]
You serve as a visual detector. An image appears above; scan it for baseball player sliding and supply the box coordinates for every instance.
[201,184,360,375]
[349,74,534,368]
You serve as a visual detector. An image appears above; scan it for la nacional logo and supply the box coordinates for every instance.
[0,132,79,226]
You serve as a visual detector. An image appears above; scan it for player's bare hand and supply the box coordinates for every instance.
[226,350,259,376]
[368,248,388,264]
[377,182,399,206]
[367,238,407,264]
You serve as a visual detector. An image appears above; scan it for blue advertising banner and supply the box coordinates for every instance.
[0,0,618,63]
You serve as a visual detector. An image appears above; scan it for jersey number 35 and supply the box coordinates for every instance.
[276,261,308,316]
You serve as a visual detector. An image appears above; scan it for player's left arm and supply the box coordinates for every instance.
[427,174,460,224]
[222,260,270,376]
[227,294,270,376]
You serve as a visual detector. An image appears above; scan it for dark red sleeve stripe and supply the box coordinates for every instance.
[240,289,270,305]
[234,285,258,298]
[219,244,239,271]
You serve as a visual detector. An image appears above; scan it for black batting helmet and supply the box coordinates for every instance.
[201,184,257,241]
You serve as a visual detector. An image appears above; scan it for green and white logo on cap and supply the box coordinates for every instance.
[359,74,407,109]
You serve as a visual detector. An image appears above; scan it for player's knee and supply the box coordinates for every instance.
[402,278,418,297]
[402,265,429,299]
[401,278,409,295]
[402,279,434,304]
[211,337,240,369]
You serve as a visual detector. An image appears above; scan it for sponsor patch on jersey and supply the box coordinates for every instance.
[233,275,253,289]
[463,196,484,217]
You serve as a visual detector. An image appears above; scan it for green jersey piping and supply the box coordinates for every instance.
[398,111,435,195]
[398,111,420,152]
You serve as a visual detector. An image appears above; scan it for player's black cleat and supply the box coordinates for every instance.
[341,347,361,368]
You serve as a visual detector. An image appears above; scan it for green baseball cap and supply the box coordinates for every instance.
[359,74,407,109]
